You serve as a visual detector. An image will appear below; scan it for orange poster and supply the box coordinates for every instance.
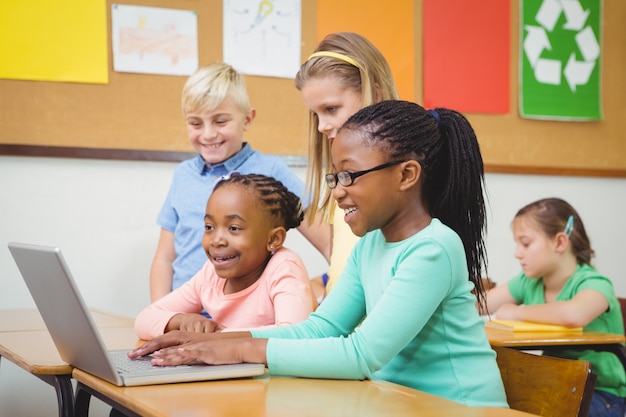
[316,1,415,101]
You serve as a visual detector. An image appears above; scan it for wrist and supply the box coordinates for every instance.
[241,338,268,365]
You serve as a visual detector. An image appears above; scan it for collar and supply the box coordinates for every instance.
[193,143,253,174]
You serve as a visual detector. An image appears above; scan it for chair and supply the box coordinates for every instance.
[472,277,496,295]
[482,277,497,291]
[493,346,596,417]
[618,297,626,335]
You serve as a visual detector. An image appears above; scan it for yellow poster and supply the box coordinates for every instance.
[316,0,414,101]
[0,0,108,84]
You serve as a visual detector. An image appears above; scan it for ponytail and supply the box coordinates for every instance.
[428,108,488,306]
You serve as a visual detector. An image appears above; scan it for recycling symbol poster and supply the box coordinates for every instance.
[520,0,602,120]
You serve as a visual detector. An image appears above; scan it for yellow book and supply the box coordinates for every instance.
[485,319,583,332]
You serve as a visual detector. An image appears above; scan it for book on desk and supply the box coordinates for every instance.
[485,319,583,332]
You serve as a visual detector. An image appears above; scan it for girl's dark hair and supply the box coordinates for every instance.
[515,198,594,265]
[213,173,304,230]
[341,100,489,306]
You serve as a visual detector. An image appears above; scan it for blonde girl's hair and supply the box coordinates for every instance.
[515,198,595,265]
[295,32,400,221]
[181,62,251,115]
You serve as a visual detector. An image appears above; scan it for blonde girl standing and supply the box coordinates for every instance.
[296,32,399,296]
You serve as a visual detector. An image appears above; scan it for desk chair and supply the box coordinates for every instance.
[618,297,626,335]
[482,278,496,290]
[493,346,596,417]
[473,278,496,296]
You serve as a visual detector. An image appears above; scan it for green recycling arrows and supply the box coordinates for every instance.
[520,0,602,120]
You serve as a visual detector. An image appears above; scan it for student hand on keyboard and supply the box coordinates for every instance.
[165,313,225,333]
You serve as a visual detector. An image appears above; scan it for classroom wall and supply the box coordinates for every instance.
[1,156,625,416]
[3,0,625,176]
[2,155,625,314]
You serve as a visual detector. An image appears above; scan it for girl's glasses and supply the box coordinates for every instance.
[325,160,406,189]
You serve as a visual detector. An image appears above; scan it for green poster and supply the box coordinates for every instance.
[520,0,602,120]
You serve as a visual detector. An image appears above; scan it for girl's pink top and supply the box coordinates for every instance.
[135,247,315,340]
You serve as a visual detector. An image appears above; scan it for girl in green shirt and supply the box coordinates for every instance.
[486,197,625,416]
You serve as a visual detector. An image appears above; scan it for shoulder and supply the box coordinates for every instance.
[425,219,463,243]
[236,143,299,170]
[239,152,298,177]
[357,221,464,269]
[165,157,210,198]
[266,248,307,271]
[358,220,460,251]
[507,272,542,300]
[256,250,310,302]
[569,264,615,293]
[193,260,222,286]
[171,155,203,177]
[243,148,286,166]
[404,219,465,261]
[238,153,304,198]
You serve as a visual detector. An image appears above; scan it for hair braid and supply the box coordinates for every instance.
[214,173,303,230]
[434,109,488,305]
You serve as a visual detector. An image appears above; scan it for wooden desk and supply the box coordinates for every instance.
[0,308,135,417]
[73,369,540,417]
[0,307,134,332]
[486,326,626,369]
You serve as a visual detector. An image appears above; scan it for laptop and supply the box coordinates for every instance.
[8,242,266,386]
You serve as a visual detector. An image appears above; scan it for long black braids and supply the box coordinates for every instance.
[433,108,488,308]
[213,173,304,230]
[341,100,488,308]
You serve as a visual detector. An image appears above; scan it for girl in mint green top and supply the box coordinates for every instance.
[486,198,626,417]
[131,100,507,407]
[250,219,506,406]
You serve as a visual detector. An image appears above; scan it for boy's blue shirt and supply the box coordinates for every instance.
[157,142,306,291]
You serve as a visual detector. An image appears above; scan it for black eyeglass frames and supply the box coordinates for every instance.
[325,160,406,189]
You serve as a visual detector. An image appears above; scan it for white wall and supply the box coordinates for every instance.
[1,155,625,416]
[483,173,626,290]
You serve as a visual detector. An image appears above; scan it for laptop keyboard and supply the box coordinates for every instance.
[109,350,168,373]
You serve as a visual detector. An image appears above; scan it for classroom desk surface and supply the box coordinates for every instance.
[0,308,135,417]
[486,327,626,347]
[0,326,138,375]
[485,326,626,370]
[73,369,540,417]
[0,307,134,332]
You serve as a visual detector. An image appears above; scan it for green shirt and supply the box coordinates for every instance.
[508,264,626,397]
[252,219,508,407]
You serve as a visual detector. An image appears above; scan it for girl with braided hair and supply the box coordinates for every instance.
[135,173,316,340]
[130,100,507,408]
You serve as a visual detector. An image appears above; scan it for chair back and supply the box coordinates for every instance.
[493,346,596,417]
[618,297,626,334]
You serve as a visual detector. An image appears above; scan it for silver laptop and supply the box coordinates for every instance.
[8,242,265,386]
